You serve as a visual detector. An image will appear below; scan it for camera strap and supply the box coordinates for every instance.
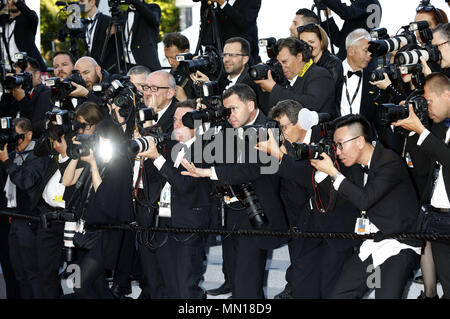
[343,74,363,114]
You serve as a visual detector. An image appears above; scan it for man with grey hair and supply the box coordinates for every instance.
[339,28,380,137]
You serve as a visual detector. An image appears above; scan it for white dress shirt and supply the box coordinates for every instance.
[340,59,363,116]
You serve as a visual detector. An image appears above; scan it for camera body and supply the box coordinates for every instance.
[369,64,402,82]
[4,73,33,92]
[45,109,79,142]
[177,46,222,81]
[94,77,138,110]
[379,94,429,127]
[292,139,335,161]
[67,134,97,159]
[128,125,170,154]
[239,120,282,147]
[45,70,85,101]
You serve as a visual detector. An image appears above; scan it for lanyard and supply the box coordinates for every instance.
[343,74,363,114]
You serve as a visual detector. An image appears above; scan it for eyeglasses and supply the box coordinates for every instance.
[221,53,247,58]
[436,41,449,48]
[416,3,443,24]
[296,23,318,34]
[279,122,293,131]
[142,85,170,92]
[334,136,361,150]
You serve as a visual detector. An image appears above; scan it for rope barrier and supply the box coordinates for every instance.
[1,210,449,241]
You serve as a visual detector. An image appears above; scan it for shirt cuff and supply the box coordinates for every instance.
[220,1,228,9]
[59,155,69,163]
[153,155,166,171]
[210,167,218,180]
[333,175,346,191]
[417,129,431,146]
[314,171,328,184]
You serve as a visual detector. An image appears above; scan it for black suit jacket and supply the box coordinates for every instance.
[277,127,361,251]
[0,1,46,71]
[269,63,336,117]
[407,123,450,205]
[123,1,161,71]
[337,142,420,246]
[87,12,114,70]
[213,111,289,249]
[200,0,261,64]
[320,0,382,61]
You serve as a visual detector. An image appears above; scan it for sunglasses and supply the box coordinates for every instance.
[297,23,318,34]
[416,4,443,24]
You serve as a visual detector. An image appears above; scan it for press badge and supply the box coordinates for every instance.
[54,195,64,203]
[159,183,172,218]
[354,211,371,235]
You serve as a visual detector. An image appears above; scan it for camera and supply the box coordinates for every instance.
[128,125,170,155]
[239,120,282,147]
[370,28,389,40]
[292,141,335,161]
[0,132,24,149]
[67,134,96,159]
[108,0,132,6]
[216,183,268,230]
[369,64,402,82]
[368,21,432,57]
[248,38,288,86]
[4,73,33,92]
[45,70,85,101]
[182,82,231,129]
[45,109,79,142]
[177,46,222,80]
[14,52,28,72]
[95,78,138,109]
[379,94,429,127]
[172,53,195,86]
[394,44,440,65]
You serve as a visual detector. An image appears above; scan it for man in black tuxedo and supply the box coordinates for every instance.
[199,0,261,64]
[181,84,289,299]
[394,73,450,298]
[119,0,161,72]
[0,0,46,71]
[309,114,421,298]
[0,57,53,139]
[254,37,336,117]
[78,0,114,71]
[137,99,212,298]
[339,29,383,139]
[319,0,382,61]
[132,70,178,298]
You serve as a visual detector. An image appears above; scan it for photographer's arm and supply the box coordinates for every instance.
[62,158,84,187]
[132,0,161,27]
[14,0,38,30]
[219,0,261,31]
[321,0,372,21]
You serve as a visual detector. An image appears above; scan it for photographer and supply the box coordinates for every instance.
[118,0,162,72]
[0,0,46,71]
[136,99,212,298]
[53,51,76,81]
[306,114,420,298]
[181,84,289,299]
[420,23,450,77]
[255,103,359,299]
[0,118,52,298]
[297,23,344,108]
[394,73,450,298]
[415,1,448,43]
[199,0,262,64]
[71,56,117,114]
[78,0,114,71]
[318,0,382,61]
[163,32,196,101]
[62,118,134,299]
[33,131,77,299]
[0,57,53,139]
[254,37,336,117]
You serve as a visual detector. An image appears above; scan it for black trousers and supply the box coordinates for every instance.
[36,221,64,299]
[0,215,20,299]
[290,238,352,299]
[331,248,420,299]
[431,240,450,299]
[112,230,137,290]
[222,234,268,299]
[8,219,40,298]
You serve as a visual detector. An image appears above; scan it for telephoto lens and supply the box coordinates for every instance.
[63,221,77,262]
[128,137,152,155]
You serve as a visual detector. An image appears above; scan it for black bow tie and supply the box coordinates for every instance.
[347,70,362,78]
[360,165,369,174]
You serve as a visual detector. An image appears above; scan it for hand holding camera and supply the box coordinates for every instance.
[310,152,339,177]
[392,104,426,135]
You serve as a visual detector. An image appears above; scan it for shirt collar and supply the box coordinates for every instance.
[155,102,172,124]
[247,109,260,126]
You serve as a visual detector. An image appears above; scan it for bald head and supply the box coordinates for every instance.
[75,57,101,90]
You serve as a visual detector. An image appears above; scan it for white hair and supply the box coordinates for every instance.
[345,28,371,50]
